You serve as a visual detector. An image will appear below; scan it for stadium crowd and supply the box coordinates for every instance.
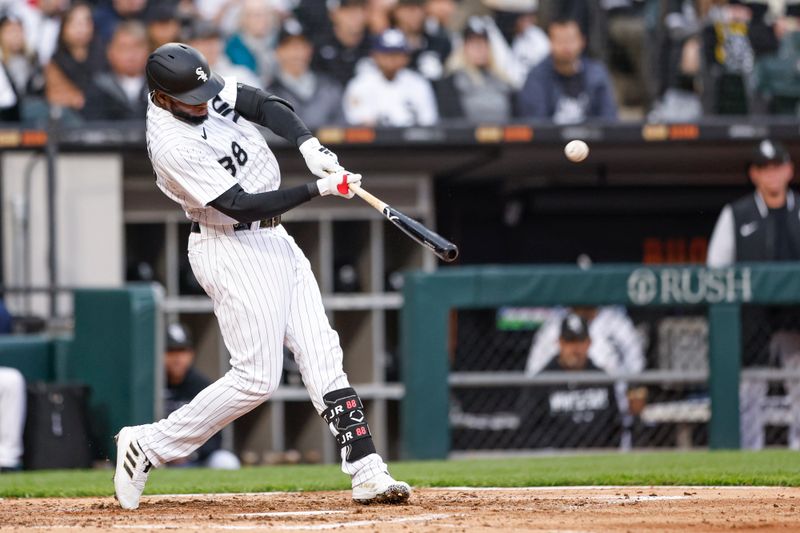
[1,0,800,126]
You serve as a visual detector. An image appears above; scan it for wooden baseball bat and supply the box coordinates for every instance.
[349,183,459,263]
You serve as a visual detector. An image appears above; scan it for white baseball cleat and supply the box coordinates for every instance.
[352,471,411,504]
[113,427,152,510]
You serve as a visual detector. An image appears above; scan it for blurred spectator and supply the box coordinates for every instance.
[197,0,290,35]
[542,0,595,51]
[11,0,68,66]
[521,314,621,449]
[268,19,345,129]
[435,16,513,122]
[45,2,107,120]
[426,0,459,35]
[770,1,800,44]
[312,0,371,86]
[93,0,149,45]
[506,1,550,75]
[84,21,149,120]
[196,0,244,35]
[163,323,241,469]
[343,28,438,125]
[754,25,800,113]
[185,22,262,88]
[702,1,756,114]
[479,0,550,87]
[0,367,26,472]
[647,0,703,122]
[0,299,11,334]
[174,0,201,23]
[0,15,45,121]
[600,0,653,110]
[708,139,800,450]
[295,0,335,40]
[366,0,394,35]
[734,0,800,59]
[391,0,452,80]
[516,17,617,123]
[145,3,182,51]
[224,0,277,85]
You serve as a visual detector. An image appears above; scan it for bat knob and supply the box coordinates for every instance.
[442,245,459,263]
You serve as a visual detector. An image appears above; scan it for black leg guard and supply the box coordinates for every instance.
[322,387,376,462]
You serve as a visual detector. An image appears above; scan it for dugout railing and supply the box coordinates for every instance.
[400,263,800,459]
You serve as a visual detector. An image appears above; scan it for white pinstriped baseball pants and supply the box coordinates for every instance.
[0,367,26,468]
[137,224,386,484]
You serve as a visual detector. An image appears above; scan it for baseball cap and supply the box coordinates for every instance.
[560,313,589,342]
[277,18,308,46]
[372,29,409,53]
[751,139,791,166]
[166,322,193,351]
[463,16,490,39]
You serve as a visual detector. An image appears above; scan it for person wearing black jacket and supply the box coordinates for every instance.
[521,313,621,449]
[268,19,345,129]
[708,139,800,266]
[162,323,240,469]
[312,0,371,86]
[83,21,149,120]
[391,0,452,80]
[708,139,800,451]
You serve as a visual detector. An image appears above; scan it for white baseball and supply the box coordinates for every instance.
[565,140,589,162]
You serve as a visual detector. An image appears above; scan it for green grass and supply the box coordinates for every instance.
[1,450,799,498]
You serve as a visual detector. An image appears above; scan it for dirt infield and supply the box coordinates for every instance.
[1,487,799,532]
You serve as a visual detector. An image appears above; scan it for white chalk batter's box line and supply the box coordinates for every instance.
[111,513,453,531]
[232,510,346,517]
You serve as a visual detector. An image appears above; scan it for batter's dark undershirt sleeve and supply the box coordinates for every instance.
[234,83,313,146]
[209,182,319,223]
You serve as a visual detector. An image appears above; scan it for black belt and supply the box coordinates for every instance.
[190,216,281,234]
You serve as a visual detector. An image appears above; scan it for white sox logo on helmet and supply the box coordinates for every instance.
[196,67,208,82]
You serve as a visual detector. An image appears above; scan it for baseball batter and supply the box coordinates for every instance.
[113,43,410,509]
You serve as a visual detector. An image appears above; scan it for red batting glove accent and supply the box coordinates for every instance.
[337,173,350,195]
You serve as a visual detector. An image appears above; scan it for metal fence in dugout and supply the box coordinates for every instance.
[448,305,800,452]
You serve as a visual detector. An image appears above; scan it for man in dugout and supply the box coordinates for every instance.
[521,313,621,449]
[162,323,241,469]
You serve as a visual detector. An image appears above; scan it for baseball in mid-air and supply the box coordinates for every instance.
[565,140,589,162]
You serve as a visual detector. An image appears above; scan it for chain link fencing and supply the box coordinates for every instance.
[449,305,800,453]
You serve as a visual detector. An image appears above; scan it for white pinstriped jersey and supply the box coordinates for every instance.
[146,76,282,226]
[137,75,389,486]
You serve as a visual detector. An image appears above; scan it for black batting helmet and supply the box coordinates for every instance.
[146,42,224,105]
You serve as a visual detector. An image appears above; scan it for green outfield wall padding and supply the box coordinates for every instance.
[0,336,54,382]
[401,263,800,459]
[70,285,159,458]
